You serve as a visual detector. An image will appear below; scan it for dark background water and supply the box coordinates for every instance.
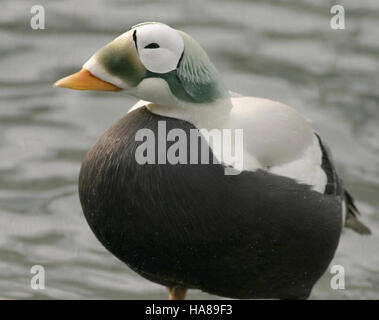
[0,0,378,299]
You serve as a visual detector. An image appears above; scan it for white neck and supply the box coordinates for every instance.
[127,77,232,129]
[147,98,233,129]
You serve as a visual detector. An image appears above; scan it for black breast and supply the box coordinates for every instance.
[79,106,342,299]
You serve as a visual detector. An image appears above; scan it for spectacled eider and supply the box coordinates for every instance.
[54,22,370,299]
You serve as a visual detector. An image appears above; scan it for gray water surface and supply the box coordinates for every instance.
[1,0,378,299]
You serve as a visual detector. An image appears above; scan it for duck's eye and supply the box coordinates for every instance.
[144,43,160,49]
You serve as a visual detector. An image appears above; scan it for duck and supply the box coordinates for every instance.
[54,22,370,300]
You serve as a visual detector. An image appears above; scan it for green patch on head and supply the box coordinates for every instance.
[95,33,146,87]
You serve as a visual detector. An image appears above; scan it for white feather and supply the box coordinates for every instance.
[268,135,327,193]
[136,24,184,74]
[128,100,150,113]
[227,96,327,192]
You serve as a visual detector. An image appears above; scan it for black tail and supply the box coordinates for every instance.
[344,190,371,235]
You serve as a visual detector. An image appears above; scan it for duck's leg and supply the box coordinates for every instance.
[167,286,187,300]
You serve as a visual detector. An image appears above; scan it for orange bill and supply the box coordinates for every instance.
[54,68,122,91]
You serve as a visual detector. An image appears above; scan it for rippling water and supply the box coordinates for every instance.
[1,0,378,299]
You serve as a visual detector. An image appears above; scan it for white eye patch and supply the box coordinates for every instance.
[134,23,184,74]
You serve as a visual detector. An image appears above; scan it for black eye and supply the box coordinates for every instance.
[144,43,160,49]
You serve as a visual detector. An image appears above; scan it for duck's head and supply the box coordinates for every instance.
[54,22,229,106]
